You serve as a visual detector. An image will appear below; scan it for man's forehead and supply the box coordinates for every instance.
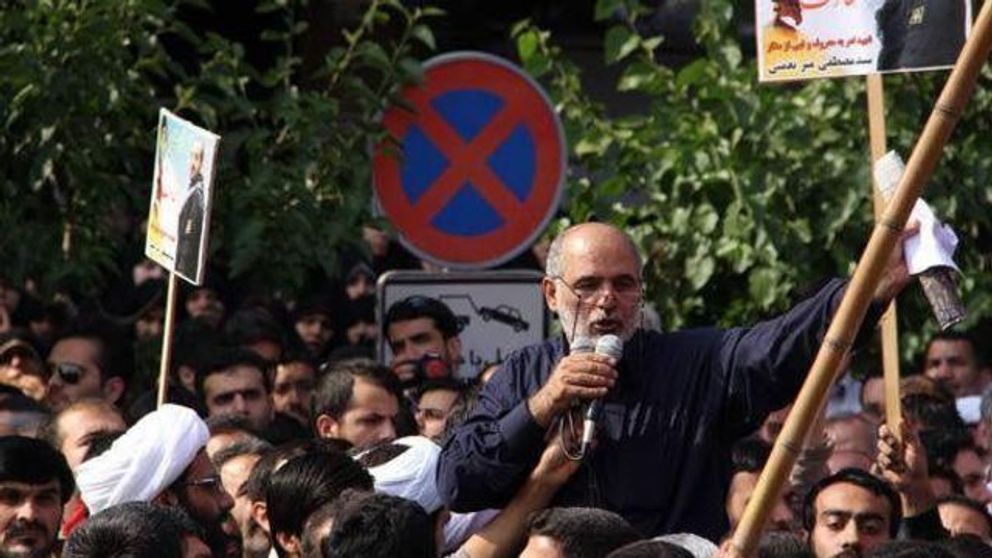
[559,229,640,275]
[928,339,975,359]
[817,482,890,513]
[388,317,440,339]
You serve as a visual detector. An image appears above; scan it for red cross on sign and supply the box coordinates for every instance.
[373,52,566,269]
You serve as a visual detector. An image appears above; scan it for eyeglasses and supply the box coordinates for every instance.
[552,275,642,302]
[415,407,449,421]
[180,475,224,493]
[49,362,85,385]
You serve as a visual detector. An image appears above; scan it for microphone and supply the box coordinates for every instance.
[569,336,595,355]
[580,334,623,457]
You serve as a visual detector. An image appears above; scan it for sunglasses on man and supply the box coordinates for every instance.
[49,362,85,385]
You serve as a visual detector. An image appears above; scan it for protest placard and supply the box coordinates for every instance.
[146,108,220,285]
[757,0,971,82]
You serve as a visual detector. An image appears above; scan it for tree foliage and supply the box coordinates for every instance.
[514,0,992,365]
[0,0,436,296]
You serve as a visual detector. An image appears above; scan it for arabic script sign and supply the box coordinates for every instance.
[757,0,971,82]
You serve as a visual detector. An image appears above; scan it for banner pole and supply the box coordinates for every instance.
[156,272,179,408]
[731,2,992,554]
[866,74,903,440]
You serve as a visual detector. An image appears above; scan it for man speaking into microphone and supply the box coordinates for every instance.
[437,222,914,541]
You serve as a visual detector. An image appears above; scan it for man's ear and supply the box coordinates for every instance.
[154,489,180,507]
[315,414,339,439]
[445,337,462,369]
[250,500,270,534]
[275,532,301,555]
[177,366,197,393]
[542,276,559,313]
[102,377,126,405]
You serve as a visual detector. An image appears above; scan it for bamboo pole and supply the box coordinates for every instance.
[866,74,903,440]
[156,272,179,408]
[732,3,992,555]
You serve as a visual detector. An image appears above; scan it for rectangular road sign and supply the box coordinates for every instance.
[377,270,548,379]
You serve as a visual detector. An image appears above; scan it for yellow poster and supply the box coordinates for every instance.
[756,0,971,82]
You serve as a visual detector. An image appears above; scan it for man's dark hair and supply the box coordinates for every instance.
[416,376,465,398]
[211,436,273,470]
[756,531,813,558]
[172,317,222,379]
[197,347,273,401]
[62,501,204,558]
[301,499,338,558]
[527,507,640,558]
[606,540,693,558]
[904,396,966,431]
[936,495,992,536]
[54,318,135,388]
[324,490,435,558]
[866,540,955,558]
[266,448,373,555]
[803,468,902,539]
[921,428,979,471]
[383,296,460,340]
[941,535,992,558]
[224,307,285,355]
[312,358,401,422]
[732,437,772,474]
[0,436,74,504]
[0,385,49,420]
[929,465,964,496]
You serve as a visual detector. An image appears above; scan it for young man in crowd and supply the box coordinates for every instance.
[271,352,317,429]
[520,507,640,558]
[0,436,74,558]
[266,448,373,557]
[921,331,989,398]
[42,398,126,471]
[312,358,402,450]
[414,378,466,441]
[198,348,276,435]
[213,437,273,558]
[63,502,211,558]
[45,320,133,412]
[384,296,463,385]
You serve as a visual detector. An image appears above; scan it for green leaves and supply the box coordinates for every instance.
[604,25,640,64]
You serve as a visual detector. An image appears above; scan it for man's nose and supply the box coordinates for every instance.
[377,421,396,444]
[232,394,248,414]
[16,499,41,521]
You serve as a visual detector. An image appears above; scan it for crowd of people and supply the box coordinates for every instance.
[0,222,990,558]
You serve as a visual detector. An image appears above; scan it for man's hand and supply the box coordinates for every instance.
[530,430,582,489]
[872,221,919,305]
[527,354,617,428]
[876,419,934,516]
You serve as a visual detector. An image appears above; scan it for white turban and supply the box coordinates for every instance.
[75,404,209,514]
[365,435,444,514]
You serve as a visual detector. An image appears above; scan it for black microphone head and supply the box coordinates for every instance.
[570,336,595,354]
[595,334,624,360]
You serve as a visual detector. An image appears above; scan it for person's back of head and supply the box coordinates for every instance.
[63,501,186,558]
[266,447,373,556]
[757,531,813,558]
[324,490,436,558]
[606,540,692,558]
[866,540,955,558]
[526,507,641,558]
[941,535,992,558]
